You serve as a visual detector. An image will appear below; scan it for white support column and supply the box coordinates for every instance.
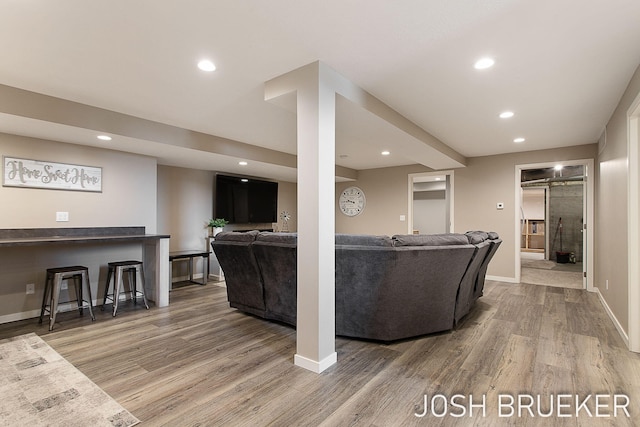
[294,64,337,373]
[265,61,337,373]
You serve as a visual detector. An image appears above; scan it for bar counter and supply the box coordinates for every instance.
[0,226,169,245]
[0,227,171,313]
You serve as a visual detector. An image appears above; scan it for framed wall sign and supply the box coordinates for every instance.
[2,156,102,192]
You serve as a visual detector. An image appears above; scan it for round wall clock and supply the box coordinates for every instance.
[339,186,366,217]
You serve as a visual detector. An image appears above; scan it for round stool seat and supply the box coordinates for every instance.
[47,266,89,274]
[108,260,143,267]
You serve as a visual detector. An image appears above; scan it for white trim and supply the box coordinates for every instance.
[514,171,523,284]
[171,273,205,283]
[408,170,455,234]
[0,309,42,325]
[294,352,337,373]
[487,275,518,284]
[515,159,594,291]
[627,92,640,352]
[585,159,595,292]
[208,273,225,283]
[596,288,630,348]
[0,299,100,325]
[545,186,551,259]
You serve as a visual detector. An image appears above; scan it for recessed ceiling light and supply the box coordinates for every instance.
[499,111,514,119]
[238,161,248,166]
[381,150,390,156]
[513,137,525,143]
[474,57,495,70]
[241,178,249,183]
[97,135,112,141]
[197,59,216,72]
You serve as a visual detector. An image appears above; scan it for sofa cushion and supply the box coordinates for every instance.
[392,233,469,247]
[335,234,393,247]
[256,232,297,244]
[465,231,489,244]
[487,231,500,240]
[214,230,259,242]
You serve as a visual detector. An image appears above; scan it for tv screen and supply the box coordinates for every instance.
[215,174,278,224]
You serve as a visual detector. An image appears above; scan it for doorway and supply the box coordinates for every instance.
[408,171,454,235]
[515,160,594,291]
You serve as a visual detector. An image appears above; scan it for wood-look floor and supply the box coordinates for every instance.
[1,280,638,426]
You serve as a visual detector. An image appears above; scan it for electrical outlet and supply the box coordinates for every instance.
[60,281,68,290]
[26,283,35,295]
[56,211,69,222]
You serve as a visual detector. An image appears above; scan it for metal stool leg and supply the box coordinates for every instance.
[102,266,114,310]
[81,269,95,321]
[112,266,123,316]
[137,264,149,310]
[128,267,137,305]
[39,273,52,324]
[74,274,83,315]
[49,274,63,331]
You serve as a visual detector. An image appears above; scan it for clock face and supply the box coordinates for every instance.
[339,186,366,217]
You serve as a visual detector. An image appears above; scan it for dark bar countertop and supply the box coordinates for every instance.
[0,227,170,247]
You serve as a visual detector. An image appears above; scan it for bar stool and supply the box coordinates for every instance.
[102,260,149,316]
[39,266,95,331]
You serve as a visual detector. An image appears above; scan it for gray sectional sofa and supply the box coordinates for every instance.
[211,230,501,341]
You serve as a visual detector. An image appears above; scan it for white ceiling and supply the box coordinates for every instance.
[1,1,639,181]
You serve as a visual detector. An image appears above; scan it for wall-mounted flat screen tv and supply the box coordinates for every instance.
[215,174,278,224]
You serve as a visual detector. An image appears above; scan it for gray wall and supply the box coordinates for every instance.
[596,63,640,333]
[335,164,431,236]
[157,165,215,252]
[157,165,215,282]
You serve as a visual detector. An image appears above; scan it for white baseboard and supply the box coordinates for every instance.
[294,352,337,373]
[171,273,204,283]
[0,300,97,325]
[595,288,630,347]
[487,275,518,284]
[0,309,42,325]
[0,296,126,325]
